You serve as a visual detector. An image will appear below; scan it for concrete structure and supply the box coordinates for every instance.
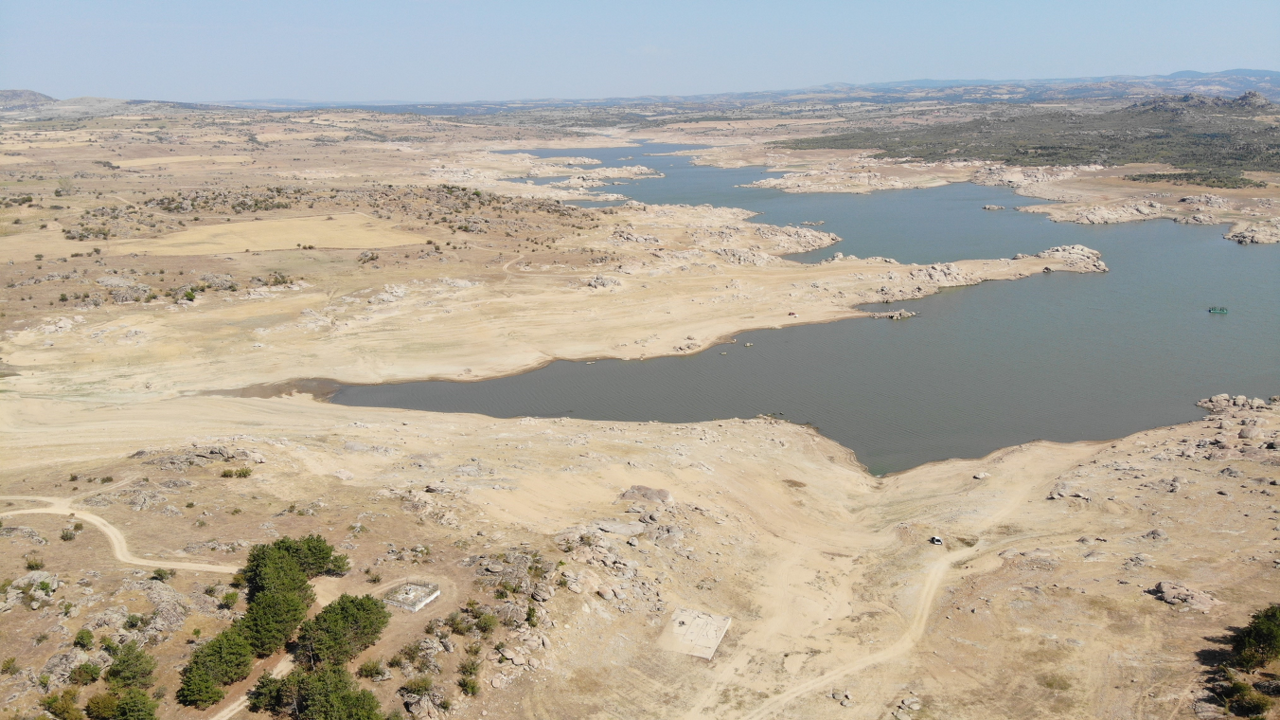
[657,607,731,660]
[383,579,440,612]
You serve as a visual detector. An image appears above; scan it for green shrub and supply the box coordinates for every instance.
[41,688,83,720]
[113,687,158,720]
[474,614,498,635]
[150,568,175,583]
[219,591,239,610]
[84,693,118,720]
[355,659,383,679]
[444,612,472,636]
[68,662,101,685]
[26,556,45,570]
[73,629,94,649]
[457,660,479,677]
[2,657,18,675]
[457,677,479,696]
[1231,689,1273,716]
[399,677,432,696]
[61,529,77,542]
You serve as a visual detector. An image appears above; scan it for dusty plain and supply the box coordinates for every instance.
[1,102,1279,720]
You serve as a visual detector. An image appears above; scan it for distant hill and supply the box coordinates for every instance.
[211,69,1280,114]
[782,91,1280,175]
[0,89,56,109]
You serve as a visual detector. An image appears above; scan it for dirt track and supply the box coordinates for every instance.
[0,495,240,574]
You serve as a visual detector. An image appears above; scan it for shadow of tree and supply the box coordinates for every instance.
[1196,631,1239,669]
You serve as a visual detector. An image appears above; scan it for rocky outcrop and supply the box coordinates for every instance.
[971,165,1092,189]
[1015,245,1109,272]
[752,225,839,254]
[1224,222,1280,245]
[867,309,916,320]
[710,247,778,266]
[1152,581,1221,613]
[1180,194,1231,209]
[96,276,152,303]
[136,444,264,470]
[609,230,661,246]
[1,571,62,611]
[619,485,674,504]
[584,275,620,289]
[1196,394,1273,414]
[907,262,976,285]
[199,273,238,291]
[1072,200,1166,224]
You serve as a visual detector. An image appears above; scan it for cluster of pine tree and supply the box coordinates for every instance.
[248,665,383,720]
[248,594,391,720]
[43,639,161,720]
[176,535,350,709]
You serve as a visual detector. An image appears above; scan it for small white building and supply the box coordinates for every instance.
[383,579,441,612]
[657,608,732,660]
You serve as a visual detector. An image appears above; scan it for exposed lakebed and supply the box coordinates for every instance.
[331,146,1280,474]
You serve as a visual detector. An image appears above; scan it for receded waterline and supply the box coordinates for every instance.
[327,146,1280,475]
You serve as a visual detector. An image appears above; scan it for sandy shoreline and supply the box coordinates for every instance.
[673,143,1280,243]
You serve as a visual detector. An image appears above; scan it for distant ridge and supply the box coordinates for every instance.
[206,69,1280,113]
[6,69,1280,120]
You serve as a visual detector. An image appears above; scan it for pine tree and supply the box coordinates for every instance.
[103,641,155,690]
[240,591,308,656]
[176,664,225,709]
[295,595,390,669]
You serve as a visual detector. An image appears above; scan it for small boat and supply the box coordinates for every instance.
[1208,307,1228,315]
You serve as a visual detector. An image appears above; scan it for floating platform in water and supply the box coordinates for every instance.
[1208,307,1229,314]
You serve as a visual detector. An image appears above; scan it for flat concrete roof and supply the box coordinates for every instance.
[657,608,731,660]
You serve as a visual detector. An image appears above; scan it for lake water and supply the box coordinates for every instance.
[332,146,1280,475]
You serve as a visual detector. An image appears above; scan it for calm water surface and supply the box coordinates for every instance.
[334,146,1280,474]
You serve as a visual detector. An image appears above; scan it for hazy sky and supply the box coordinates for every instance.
[2,0,1278,102]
